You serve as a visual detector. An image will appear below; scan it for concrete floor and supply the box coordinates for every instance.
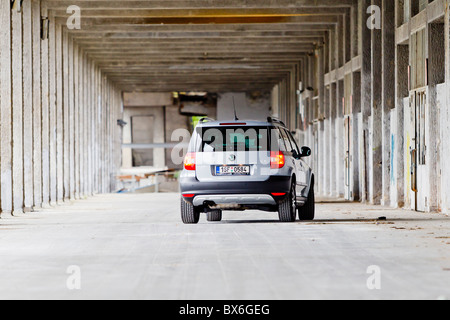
[0,193,448,300]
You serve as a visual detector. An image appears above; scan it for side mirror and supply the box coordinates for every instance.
[300,147,311,158]
[292,149,300,160]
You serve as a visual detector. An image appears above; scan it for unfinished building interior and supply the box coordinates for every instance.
[0,0,449,215]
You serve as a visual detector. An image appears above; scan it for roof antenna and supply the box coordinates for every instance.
[233,96,239,121]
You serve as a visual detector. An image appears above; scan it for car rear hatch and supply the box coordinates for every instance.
[195,125,273,183]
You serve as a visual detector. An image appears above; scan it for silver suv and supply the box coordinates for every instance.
[179,117,314,224]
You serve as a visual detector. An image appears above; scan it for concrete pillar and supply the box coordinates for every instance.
[23,1,33,212]
[369,0,383,205]
[91,66,96,194]
[92,66,98,194]
[323,72,331,196]
[395,44,408,208]
[88,58,94,195]
[48,14,57,206]
[104,77,108,193]
[74,44,80,199]
[99,71,103,193]
[428,22,446,211]
[360,0,372,203]
[336,79,345,198]
[326,29,336,197]
[359,0,372,202]
[324,84,331,196]
[95,67,101,194]
[106,84,111,193]
[0,0,13,215]
[440,0,450,212]
[351,3,360,59]
[351,72,361,201]
[100,76,106,193]
[78,50,85,198]
[32,0,42,209]
[344,10,351,63]
[83,56,89,196]
[110,88,115,192]
[87,60,92,194]
[87,59,93,196]
[381,0,396,206]
[68,36,75,200]
[329,82,337,197]
[122,106,133,169]
[317,48,326,196]
[114,88,120,191]
[12,6,24,215]
[41,3,50,208]
[84,53,89,196]
[338,16,345,67]
[62,30,70,201]
[110,85,115,191]
[108,84,113,192]
[56,23,64,204]
[322,41,331,197]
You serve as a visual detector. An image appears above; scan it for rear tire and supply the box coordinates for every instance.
[278,181,297,223]
[206,210,222,222]
[181,198,200,224]
[298,183,315,221]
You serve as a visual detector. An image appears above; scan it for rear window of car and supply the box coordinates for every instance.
[199,126,271,152]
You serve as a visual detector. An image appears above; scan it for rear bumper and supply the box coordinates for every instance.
[180,176,291,205]
[192,194,276,206]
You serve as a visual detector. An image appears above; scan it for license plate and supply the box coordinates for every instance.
[215,165,250,176]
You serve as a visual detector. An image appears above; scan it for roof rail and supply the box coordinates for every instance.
[267,117,286,127]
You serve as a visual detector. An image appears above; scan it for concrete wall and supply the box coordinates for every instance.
[0,0,122,216]
[122,107,166,169]
[438,84,449,213]
[217,92,271,121]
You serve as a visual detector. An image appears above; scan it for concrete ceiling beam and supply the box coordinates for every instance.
[54,15,339,26]
[64,24,333,33]
[45,0,355,10]
[74,37,325,44]
[51,8,348,18]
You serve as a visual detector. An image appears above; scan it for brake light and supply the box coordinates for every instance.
[271,193,287,196]
[182,194,195,198]
[184,152,196,171]
[270,151,285,169]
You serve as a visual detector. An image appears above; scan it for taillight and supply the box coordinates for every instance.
[270,151,285,169]
[184,152,196,171]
